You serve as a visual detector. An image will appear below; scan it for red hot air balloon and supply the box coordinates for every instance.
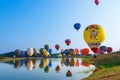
[107,47,112,53]
[65,39,71,46]
[55,44,60,50]
[95,0,99,6]
[74,48,79,54]
[81,48,90,56]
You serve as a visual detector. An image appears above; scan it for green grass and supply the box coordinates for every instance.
[83,51,120,80]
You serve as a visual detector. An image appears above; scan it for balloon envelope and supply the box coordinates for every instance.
[15,49,21,56]
[44,44,50,51]
[55,44,60,50]
[48,49,52,54]
[65,39,71,46]
[74,23,81,31]
[64,49,70,56]
[20,51,25,57]
[27,48,34,56]
[74,48,79,54]
[83,24,106,54]
[95,0,99,6]
[100,46,107,52]
[39,48,46,54]
[107,47,112,53]
[81,48,90,56]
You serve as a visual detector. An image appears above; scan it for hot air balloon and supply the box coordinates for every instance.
[74,48,79,54]
[74,23,81,31]
[64,49,70,56]
[69,49,75,56]
[44,51,49,57]
[55,44,60,50]
[95,0,99,6]
[81,48,90,56]
[44,44,50,51]
[107,47,112,53]
[48,48,52,54]
[27,48,34,56]
[39,48,46,54]
[95,48,101,54]
[65,39,71,46]
[33,48,36,56]
[100,46,107,53]
[20,51,25,57]
[83,24,106,54]
[15,49,21,57]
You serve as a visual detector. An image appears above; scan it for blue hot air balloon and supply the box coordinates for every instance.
[20,51,26,57]
[48,49,52,54]
[74,23,81,31]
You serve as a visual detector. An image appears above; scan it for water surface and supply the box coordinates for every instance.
[0,58,95,80]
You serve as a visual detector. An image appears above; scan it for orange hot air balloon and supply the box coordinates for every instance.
[65,39,71,46]
[84,24,106,54]
[95,0,99,6]
[81,48,90,56]
[55,44,60,50]
[74,48,79,54]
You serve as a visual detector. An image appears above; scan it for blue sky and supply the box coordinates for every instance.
[0,0,120,53]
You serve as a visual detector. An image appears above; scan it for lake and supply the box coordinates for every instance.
[0,58,95,80]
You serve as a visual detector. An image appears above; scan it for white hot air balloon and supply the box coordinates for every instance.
[27,48,34,56]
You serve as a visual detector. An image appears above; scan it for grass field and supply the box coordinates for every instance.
[83,51,120,80]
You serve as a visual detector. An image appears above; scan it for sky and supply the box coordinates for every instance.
[0,0,120,53]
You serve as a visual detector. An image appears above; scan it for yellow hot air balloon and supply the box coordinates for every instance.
[83,24,105,54]
[44,51,49,57]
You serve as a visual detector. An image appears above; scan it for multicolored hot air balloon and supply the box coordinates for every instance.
[55,44,60,50]
[83,24,106,54]
[95,0,99,6]
[74,23,81,31]
[69,49,75,56]
[65,39,71,46]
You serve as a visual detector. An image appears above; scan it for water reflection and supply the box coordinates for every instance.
[55,65,60,72]
[25,59,36,70]
[1,58,96,80]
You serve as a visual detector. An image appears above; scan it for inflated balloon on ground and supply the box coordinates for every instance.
[27,48,34,56]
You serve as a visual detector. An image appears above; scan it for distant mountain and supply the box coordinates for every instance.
[0,51,15,57]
